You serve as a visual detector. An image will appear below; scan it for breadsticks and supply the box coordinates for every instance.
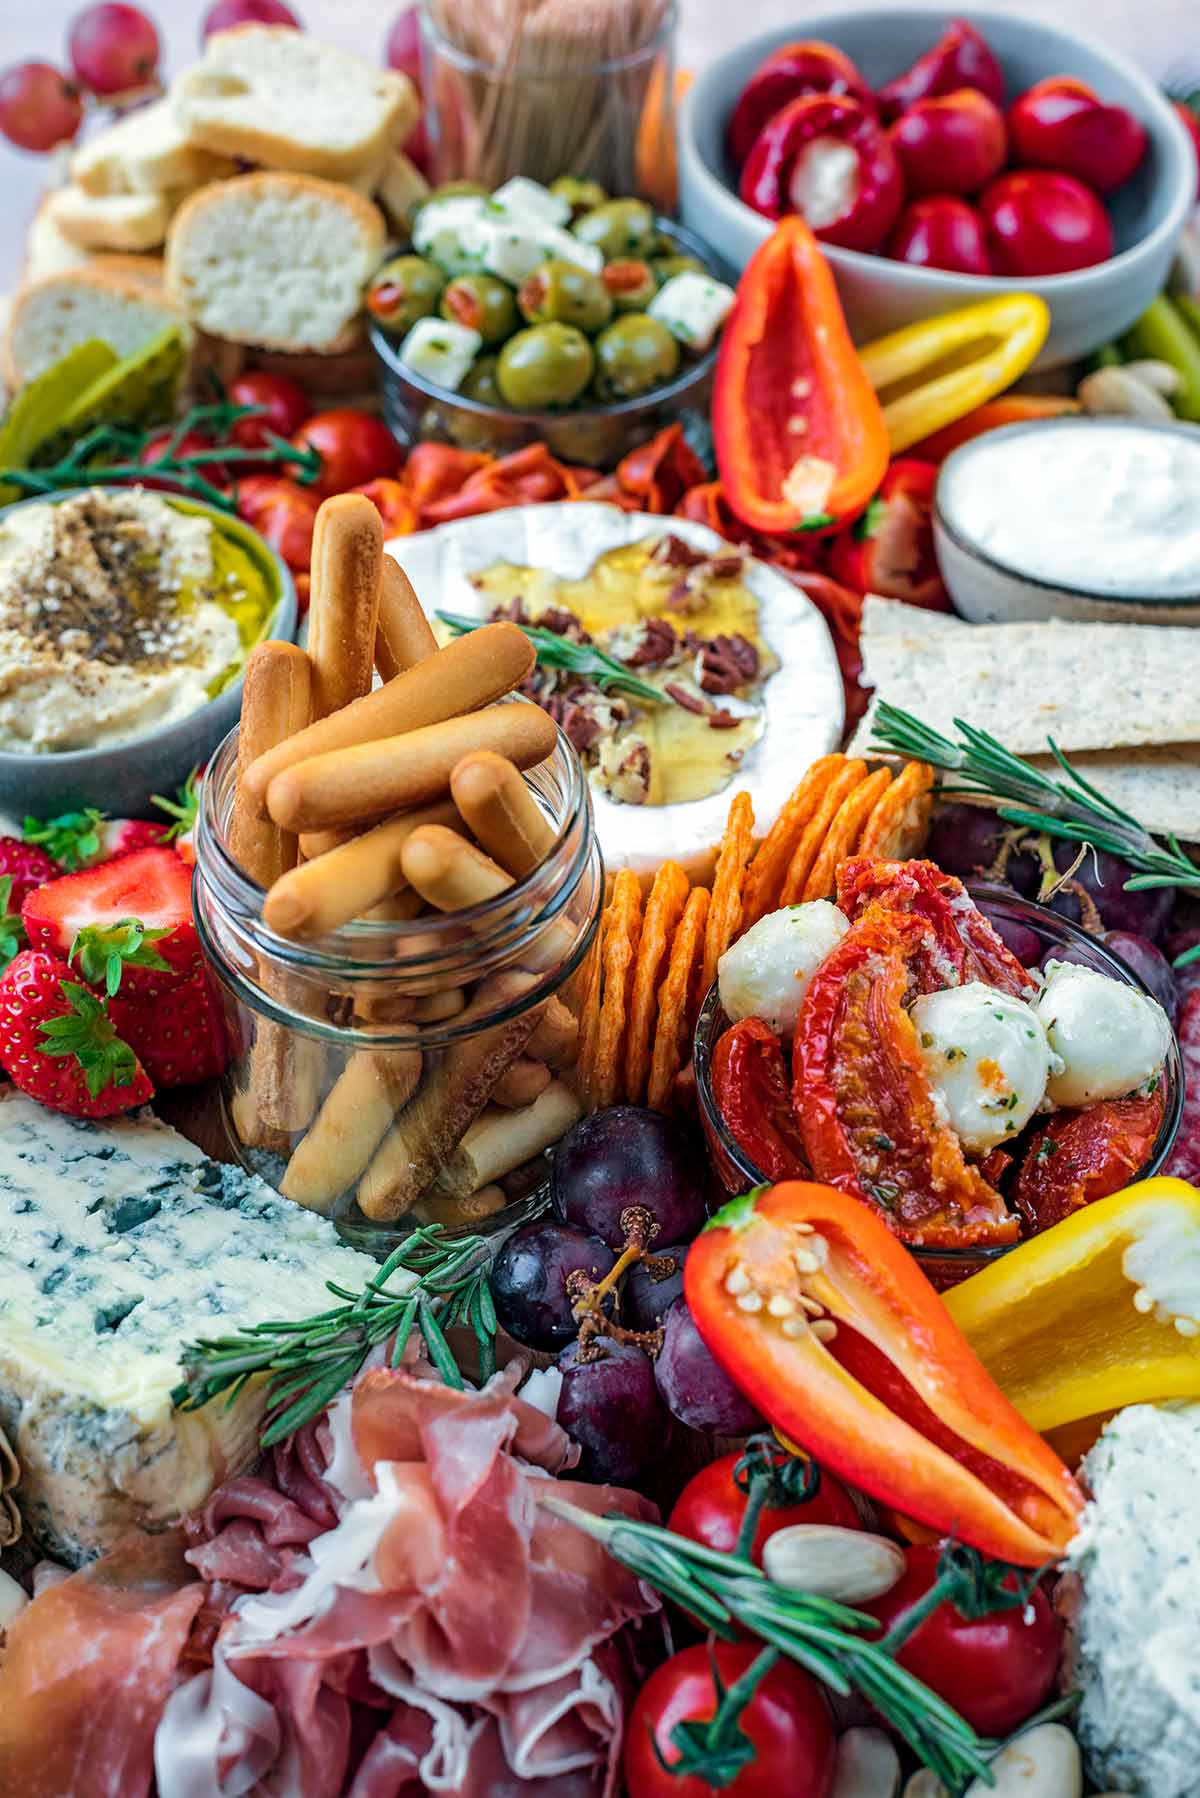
[243,622,536,811]
[263,799,459,939]
[400,825,513,913]
[450,751,556,879]
[375,553,437,680]
[227,641,312,885]
[307,493,383,719]
[429,1081,582,1200]
[265,702,557,833]
[279,1048,421,1213]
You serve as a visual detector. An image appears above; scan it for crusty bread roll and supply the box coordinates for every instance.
[165,172,385,353]
[3,256,187,388]
[171,26,417,182]
[72,96,237,198]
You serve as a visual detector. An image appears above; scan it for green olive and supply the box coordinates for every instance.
[439,273,518,345]
[366,254,445,334]
[572,197,657,261]
[592,313,680,400]
[549,175,609,219]
[496,322,595,409]
[602,259,658,312]
[652,254,706,285]
[459,355,504,406]
[517,258,613,332]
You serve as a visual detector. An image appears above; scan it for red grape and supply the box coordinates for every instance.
[1102,932,1179,1020]
[623,1243,688,1331]
[202,0,301,39]
[1048,841,1175,941]
[557,1337,665,1483]
[926,802,1039,896]
[384,6,422,86]
[69,4,160,97]
[490,1220,613,1351]
[0,62,83,152]
[654,1299,762,1436]
[551,1107,706,1249]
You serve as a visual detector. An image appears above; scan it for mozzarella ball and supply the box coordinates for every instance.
[910,982,1054,1153]
[1036,961,1172,1107]
[717,901,848,1037]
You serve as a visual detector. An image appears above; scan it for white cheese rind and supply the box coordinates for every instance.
[0,1094,385,1565]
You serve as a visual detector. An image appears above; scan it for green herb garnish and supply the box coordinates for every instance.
[792,511,836,533]
[436,609,676,708]
[172,1225,498,1446]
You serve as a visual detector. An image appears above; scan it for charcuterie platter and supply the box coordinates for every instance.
[0,5,1198,1797]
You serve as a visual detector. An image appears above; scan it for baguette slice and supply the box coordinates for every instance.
[172,26,417,181]
[24,199,93,281]
[4,256,187,388]
[375,146,430,233]
[72,97,238,197]
[47,183,174,253]
[166,172,385,352]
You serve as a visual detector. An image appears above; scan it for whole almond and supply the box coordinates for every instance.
[762,1524,906,1603]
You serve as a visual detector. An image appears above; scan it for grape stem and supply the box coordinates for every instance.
[567,1205,671,1360]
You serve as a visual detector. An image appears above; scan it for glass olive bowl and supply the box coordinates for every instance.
[368,217,729,470]
[692,884,1184,1288]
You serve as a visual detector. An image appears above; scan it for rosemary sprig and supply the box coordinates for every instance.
[171,1225,497,1446]
[870,702,1200,897]
[545,1501,994,1791]
[436,609,677,708]
[0,402,321,513]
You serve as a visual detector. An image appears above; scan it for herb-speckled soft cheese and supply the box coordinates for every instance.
[1066,1402,1200,1797]
[0,1092,382,1565]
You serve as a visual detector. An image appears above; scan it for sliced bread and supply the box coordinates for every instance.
[47,183,174,253]
[24,199,93,281]
[4,257,187,389]
[165,172,386,352]
[374,146,430,234]
[72,97,238,197]
[171,26,417,181]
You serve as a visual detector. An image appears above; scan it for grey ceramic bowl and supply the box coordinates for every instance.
[0,489,297,821]
[935,416,1200,623]
[679,7,1194,369]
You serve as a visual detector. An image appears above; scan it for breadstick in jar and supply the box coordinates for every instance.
[400,825,512,913]
[416,1184,506,1228]
[306,493,383,719]
[491,1057,552,1108]
[244,623,536,811]
[450,751,556,879]
[430,1082,582,1200]
[264,799,459,939]
[280,1048,421,1213]
[267,702,557,833]
[526,996,579,1069]
[376,553,436,680]
[228,641,312,885]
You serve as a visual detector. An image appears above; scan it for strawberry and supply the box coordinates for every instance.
[0,949,152,1118]
[0,877,24,973]
[110,967,229,1087]
[23,808,167,872]
[0,836,62,909]
[22,847,198,998]
[152,766,203,868]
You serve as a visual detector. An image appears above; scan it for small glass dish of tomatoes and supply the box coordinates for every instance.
[693,883,1183,1287]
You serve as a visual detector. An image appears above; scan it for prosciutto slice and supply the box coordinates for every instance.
[0,1532,204,1798]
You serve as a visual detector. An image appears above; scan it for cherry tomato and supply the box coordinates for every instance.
[228,371,312,451]
[864,1542,1061,1737]
[669,1449,860,1568]
[138,429,228,491]
[291,408,401,497]
[236,475,320,571]
[624,1642,836,1798]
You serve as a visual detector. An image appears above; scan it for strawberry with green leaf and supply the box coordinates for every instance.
[0,835,62,907]
[23,847,198,998]
[0,949,152,1118]
[0,876,25,972]
[152,765,203,867]
[24,808,168,872]
[111,967,229,1088]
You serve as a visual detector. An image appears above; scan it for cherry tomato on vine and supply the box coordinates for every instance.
[290,408,401,496]
[138,430,229,492]
[863,1541,1061,1736]
[228,372,312,451]
[669,1448,860,1567]
[624,1643,836,1798]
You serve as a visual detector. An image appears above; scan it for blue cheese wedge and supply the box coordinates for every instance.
[0,1093,388,1565]
[398,317,483,391]
[648,271,736,352]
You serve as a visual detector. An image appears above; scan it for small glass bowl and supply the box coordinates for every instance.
[368,218,728,470]
[693,884,1184,1287]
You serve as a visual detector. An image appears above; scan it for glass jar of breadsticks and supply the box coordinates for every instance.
[191,494,602,1248]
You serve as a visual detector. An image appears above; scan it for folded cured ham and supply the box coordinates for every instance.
[0,1361,661,1798]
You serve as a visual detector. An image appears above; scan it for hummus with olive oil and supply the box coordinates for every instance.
[0,487,264,755]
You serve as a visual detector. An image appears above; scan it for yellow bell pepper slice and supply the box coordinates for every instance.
[858,293,1051,454]
[944,1177,1200,1436]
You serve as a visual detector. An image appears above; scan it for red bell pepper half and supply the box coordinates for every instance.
[713,218,890,535]
[685,1181,1085,1566]
[727,38,877,168]
[827,459,950,610]
[711,1016,809,1181]
[740,93,904,253]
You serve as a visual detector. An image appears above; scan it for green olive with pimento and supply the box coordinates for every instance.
[440,273,519,345]
[367,254,445,334]
[496,322,595,409]
[592,314,680,400]
[518,260,613,333]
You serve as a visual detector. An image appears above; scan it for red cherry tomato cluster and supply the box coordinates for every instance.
[730,18,1149,277]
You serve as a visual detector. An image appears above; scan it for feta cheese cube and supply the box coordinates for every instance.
[412,194,490,274]
[480,218,552,286]
[544,226,605,274]
[398,317,483,391]
[649,270,736,352]
[490,177,571,230]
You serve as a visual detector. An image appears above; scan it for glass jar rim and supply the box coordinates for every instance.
[418,0,678,80]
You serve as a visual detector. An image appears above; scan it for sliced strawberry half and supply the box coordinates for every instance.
[110,967,229,1088]
[0,949,152,1118]
[22,847,198,998]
